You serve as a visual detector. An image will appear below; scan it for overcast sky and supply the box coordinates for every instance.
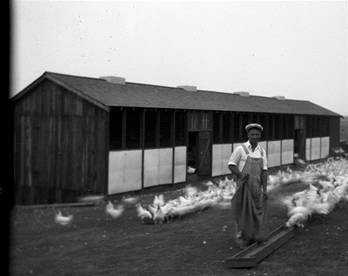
[12,0,348,115]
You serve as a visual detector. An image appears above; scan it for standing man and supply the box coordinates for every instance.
[228,123,268,248]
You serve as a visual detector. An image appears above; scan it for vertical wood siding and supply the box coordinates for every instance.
[14,80,108,204]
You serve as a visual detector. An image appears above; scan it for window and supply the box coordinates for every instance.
[259,114,267,140]
[145,110,157,148]
[242,113,249,141]
[312,116,321,137]
[268,115,276,140]
[306,116,313,138]
[201,112,209,129]
[233,113,242,143]
[188,112,199,131]
[284,115,294,139]
[175,111,186,146]
[275,115,281,140]
[320,117,329,136]
[222,113,230,143]
[213,112,221,143]
[109,108,123,150]
[126,109,141,149]
[160,110,172,147]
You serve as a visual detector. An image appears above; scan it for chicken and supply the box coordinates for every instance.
[308,201,331,215]
[153,194,165,208]
[135,203,152,223]
[153,206,165,224]
[178,196,192,206]
[105,201,124,219]
[148,204,157,217]
[184,185,198,197]
[286,212,308,228]
[55,210,73,226]
[187,166,196,174]
[287,206,310,217]
[172,204,197,218]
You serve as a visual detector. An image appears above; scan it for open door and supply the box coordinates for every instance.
[197,131,212,176]
[294,129,305,160]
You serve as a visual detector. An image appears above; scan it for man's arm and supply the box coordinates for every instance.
[229,164,242,179]
[228,146,244,179]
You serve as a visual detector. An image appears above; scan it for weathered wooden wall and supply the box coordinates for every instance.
[14,80,108,204]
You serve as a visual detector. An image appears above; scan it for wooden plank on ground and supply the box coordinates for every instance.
[224,224,297,268]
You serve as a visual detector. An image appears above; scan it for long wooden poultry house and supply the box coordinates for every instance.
[12,72,342,204]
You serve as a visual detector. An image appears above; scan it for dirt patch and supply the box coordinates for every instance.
[10,182,348,276]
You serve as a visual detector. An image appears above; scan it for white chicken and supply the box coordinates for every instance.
[135,203,152,223]
[153,206,165,224]
[105,201,124,219]
[187,166,196,174]
[178,196,192,206]
[286,212,308,228]
[147,204,157,217]
[184,185,198,197]
[55,210,73,226]
[153,194,165,208]
[287,206,311,217]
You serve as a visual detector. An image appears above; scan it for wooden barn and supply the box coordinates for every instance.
[12,72,342,204]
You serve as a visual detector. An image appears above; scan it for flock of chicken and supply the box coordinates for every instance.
[135,180,237,224]
[54,157,348,228]
[281,158,348,228]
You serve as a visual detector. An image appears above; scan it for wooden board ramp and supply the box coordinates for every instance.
[224,224,297,268]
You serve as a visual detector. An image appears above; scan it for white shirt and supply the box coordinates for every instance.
[228,141,268,172]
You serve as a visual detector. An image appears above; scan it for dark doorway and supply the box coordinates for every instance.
[294,129,305,159]
[197,131,212,176]
[187,131,212,176]
[187,132,199,171]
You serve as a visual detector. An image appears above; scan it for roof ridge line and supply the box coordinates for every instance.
[45,71,304,101]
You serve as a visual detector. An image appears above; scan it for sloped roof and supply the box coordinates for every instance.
[13,71,342,117]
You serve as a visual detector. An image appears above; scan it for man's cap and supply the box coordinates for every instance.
[245,123,263,132]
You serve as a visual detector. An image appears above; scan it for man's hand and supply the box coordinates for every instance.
[237,172,249,180]
[229,165,248,181]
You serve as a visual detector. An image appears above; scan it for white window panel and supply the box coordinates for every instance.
[281,139,294,165]
[268,140,281,167]
[108,150,142,194]
[174,146,186,183]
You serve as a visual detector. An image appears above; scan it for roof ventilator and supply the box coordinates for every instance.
[100,76,126,85]
[177,85,197,92]
[272,96,286,100]
[233,91,250,97]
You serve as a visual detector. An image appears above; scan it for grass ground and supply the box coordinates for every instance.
[10,177,348,276]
